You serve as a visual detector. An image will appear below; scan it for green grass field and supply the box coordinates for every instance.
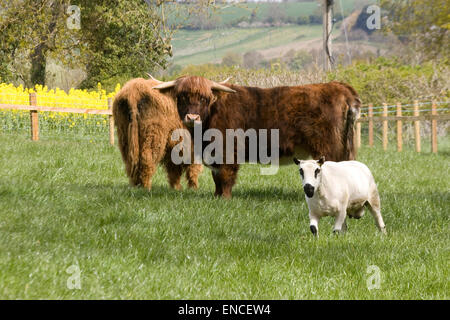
[169,0,377,67]
[169,0,361,28]
[0,133,448,299]
[171,25,323,66]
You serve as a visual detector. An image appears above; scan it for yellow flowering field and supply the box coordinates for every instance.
[0,83,121,135]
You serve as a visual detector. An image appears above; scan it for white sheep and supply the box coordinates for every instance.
[293,157,386,236]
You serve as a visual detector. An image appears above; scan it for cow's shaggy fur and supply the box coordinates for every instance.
[113,78,202,190]
[155,76,361,198]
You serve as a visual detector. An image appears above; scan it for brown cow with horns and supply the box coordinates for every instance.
[113,77,202,190]
[153,76,361,198]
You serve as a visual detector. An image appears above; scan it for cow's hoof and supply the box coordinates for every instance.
[188,182,198,190]
[310,225,317,236]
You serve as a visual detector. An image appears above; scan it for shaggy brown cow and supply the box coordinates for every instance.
[113,78,202,190]
[154,76,360,198]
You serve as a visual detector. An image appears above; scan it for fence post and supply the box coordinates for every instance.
[431,100,437,153]
[396,102,402,152]
[108,98,114,146]
[29,92,39,141]
[414,100,420,153]
[382,103,388,151]
[368,103,373,147]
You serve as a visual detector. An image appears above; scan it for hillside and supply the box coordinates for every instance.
[169,0,381,68]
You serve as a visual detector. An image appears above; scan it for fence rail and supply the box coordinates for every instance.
[0,92,115,145]
[355,100,449,153]
[0,94,449,153]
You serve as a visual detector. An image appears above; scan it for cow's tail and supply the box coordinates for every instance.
[113,93,140,185]
[127,98,140,184]
[343,95,361,160]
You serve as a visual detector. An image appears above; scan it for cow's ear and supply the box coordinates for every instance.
[209,94,217,106]
[317,156,325,166]
[293,158,301,165]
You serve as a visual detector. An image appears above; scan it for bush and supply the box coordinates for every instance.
[296,16,310,25]
[308,14,322,24]
[174,57,449,107]
[327,57,449,105]
[243,51,265,69]
[222,52,243,67]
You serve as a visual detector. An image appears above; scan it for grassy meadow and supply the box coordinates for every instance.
[169,0,362,28]
[169,0,379,67]
[0,131,448,299]
[172,25,323,66]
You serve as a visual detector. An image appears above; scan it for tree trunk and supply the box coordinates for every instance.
[30,44,47,86]
[29,1,63,86]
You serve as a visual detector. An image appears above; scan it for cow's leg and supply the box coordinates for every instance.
[309,213,320,237]
[367,192,386,234]
[333,209,347,234]
[211,170,223,197]
[164,160,183,190]
[213,165,239,199]
[135,147,158,190]
[136,124,166,190]
[185,164,202,189]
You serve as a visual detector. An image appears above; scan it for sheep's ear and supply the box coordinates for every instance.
[293,158,301,165]
[317,156,325,166]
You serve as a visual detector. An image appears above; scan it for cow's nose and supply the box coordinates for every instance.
[303,184,315,198]
[184,114,201,125]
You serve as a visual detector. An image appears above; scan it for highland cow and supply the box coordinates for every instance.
[113,77,202,190]
[154,76,360,198]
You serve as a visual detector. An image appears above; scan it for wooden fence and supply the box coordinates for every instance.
[356,100,450,153]
[0,93,449,153]
[0,93,115,145]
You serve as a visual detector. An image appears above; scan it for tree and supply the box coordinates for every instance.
[74,0,172,89]
[264,3,287,25]
[0,0,173,89]
[0,0,73,86]
[243,50,264,69]
[222,51,242,67]
[380,0,450,61]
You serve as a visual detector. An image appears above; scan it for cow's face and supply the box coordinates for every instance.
[153,76,235,127]
[293,157,325,198]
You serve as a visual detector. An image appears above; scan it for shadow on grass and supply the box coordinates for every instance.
[70,182,302,202]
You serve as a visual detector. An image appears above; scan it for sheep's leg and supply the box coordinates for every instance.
[341,218,348,232]
[367,194,386,234]
[309,213,320,237]
[333,210,347,234]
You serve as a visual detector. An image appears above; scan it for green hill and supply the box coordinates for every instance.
[171,25,323,66]
[169,0,377,67]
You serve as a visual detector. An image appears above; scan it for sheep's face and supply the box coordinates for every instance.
[293,157,325,198]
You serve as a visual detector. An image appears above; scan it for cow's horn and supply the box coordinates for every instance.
[220,77,232,84]
[152,80,177,90]
[147,73,162,83]
[211,81,236,93]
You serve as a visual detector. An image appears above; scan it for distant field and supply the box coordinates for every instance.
[171,25,323,66]
[169,0,361,28]
[169,0,381,67]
